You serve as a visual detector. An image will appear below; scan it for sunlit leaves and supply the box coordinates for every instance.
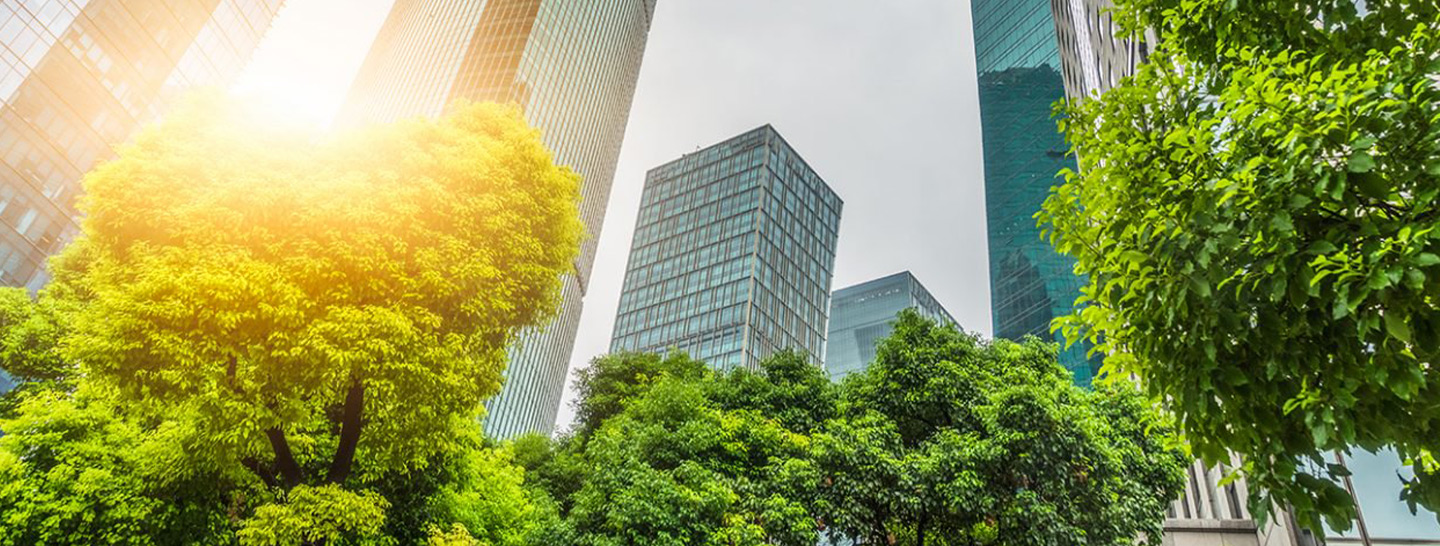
[0,91,583,544]
[237,485,390,546]
[56,92,583,483]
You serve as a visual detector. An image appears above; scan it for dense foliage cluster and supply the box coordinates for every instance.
[518,311,1186,546]
[0,94,582,545]
[1040,0,1440,529]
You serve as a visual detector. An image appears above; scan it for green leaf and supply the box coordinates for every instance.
[1354,172,1389,200]
[1308,241,1339,255]
[1348,151,1376,173]
[1270,213,1294,232]
[1386,313,1413,343]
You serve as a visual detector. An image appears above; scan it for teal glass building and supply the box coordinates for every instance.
[611,125,842,370]
[972,0,1094,384]
[341,0,657,438]
[824,271,956,381]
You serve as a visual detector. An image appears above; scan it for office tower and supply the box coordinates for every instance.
[825,271,956,381]
[610,125,842,371]
[339,0,656,438]
[971,0,1094,384]
[0,0,285,291]
[1050,0,1155,101]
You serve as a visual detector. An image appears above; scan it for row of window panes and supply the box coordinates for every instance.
[613,303,748,354]
[617,254,752,314]
[616,277,750,336]
[624,225,755,291]
[635,182,759,247]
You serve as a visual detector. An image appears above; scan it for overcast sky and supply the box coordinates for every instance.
[238,0,990,433]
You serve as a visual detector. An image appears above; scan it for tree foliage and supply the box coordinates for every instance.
[523,352,821,546]
[1039,0,1440,529]
[569,351,708,437]
[527,316,1184,546]
[57,92,582,491]
[0,93,580,544]
[815,311,1185,546]
[0,385,235,546]
[0,287,71,417]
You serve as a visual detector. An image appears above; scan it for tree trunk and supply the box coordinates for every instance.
[326,378,365,484]
[265,427,303,488]
[917,514,928,546]
[243,457,279,488]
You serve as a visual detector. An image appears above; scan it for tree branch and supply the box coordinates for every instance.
[265,427,303,489]
[326,376,365,484]
[243,457,279,489]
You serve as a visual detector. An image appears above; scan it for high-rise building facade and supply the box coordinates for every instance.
[971,0,1094,384]
[610,125,842,371]
[824,271,955,381]
[1050,0,1155,102]
[0,0,284,291]
[338,0,656,438]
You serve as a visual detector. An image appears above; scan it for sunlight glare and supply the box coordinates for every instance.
[231,0,394,128]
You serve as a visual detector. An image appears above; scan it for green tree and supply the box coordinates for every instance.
[569,351,708,438]
[0,92,581,544]
[529,352,824,546]
[813,311,1186,546]
[0,385,237,545]
[710,350,836,433]
[1039,0,1440,528]
[58,92,582,492]
[0,287,70,417]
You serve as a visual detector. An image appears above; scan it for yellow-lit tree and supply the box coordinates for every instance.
[0,93,583,544]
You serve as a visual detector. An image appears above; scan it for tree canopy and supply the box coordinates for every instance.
[0,93,583,545]
[522,313,1185,546]
[815,311,1185,546]
[1040,0,1440,529]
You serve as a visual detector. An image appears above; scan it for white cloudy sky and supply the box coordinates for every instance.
[236,0,990,433]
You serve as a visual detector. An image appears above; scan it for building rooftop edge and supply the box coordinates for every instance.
[642,123,845,206]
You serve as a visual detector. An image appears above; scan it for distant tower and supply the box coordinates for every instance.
[825,271,957,381]
[339,0,658,438]
[611,125,842,371]
[0,0,286,291]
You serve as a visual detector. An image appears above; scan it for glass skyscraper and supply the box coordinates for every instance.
[0,0,284,291]
[971,0,1094,384]
[339,0,656,438]
[611,125,842,371]
[825,271,955,381]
